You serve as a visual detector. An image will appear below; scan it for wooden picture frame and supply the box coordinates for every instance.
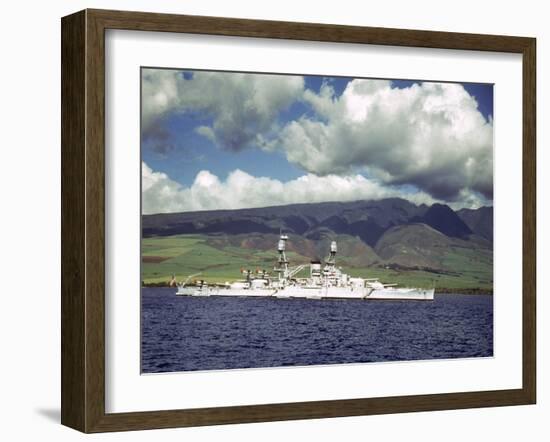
[61,8,536,433]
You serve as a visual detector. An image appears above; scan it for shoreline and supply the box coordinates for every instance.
[141,282,493,295]
[434,287,493,295]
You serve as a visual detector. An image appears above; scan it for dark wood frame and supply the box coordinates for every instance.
[61,8,536,433]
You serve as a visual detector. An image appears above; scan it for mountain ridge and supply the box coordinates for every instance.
[143,198,492,246]
[142,198,493,288]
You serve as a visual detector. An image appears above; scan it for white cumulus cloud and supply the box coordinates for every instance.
[276,79,493,201]
[142,71,493,205]
[142,69,304,152]
[142,162,439,215]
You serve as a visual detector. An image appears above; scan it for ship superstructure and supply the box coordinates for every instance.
[176,234,434,301]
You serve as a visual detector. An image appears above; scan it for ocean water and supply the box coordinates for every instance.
[141,288,493,373]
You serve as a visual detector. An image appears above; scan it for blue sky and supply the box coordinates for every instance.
[141,69,493,214]
[142,74,352,186]
[142,110,305,186]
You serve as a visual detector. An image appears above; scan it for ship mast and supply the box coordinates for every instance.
[322,241,338,287]
[326,241,337,269]
[275,232,290,281]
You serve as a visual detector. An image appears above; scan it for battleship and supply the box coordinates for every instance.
[176,234,435,301]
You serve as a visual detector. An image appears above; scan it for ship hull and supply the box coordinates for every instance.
[176,286,434,300]
[366,287,435,301]
[175,287,195,296]
[276,286,370,299]
[216,288,275,297]
[176,286,218,296]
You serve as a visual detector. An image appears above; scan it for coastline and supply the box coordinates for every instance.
[141,281,493,295]
[433,287,493,295]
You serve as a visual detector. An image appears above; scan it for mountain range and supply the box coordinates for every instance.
[142,198,493,275]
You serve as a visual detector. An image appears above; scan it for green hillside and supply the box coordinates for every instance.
[141,232,492,291]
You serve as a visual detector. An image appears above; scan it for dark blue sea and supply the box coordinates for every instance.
[141,288,493,373]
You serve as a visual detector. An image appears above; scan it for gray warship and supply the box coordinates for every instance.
[176,234,434,301]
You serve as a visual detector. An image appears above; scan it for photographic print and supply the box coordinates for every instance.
[140,68,494,373]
